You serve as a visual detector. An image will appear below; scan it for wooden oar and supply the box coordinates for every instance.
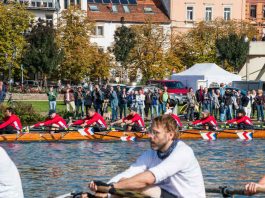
[206,186,265,197]
[96,184,151,198]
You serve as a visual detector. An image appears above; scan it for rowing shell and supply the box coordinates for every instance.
[0,129,264,142]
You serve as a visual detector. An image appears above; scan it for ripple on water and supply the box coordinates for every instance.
[1,139,265,198]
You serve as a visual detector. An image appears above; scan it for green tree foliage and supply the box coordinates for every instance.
[0,3,32,77]
[23,18,63,81]
[57,6,95,82]
[172,19,256,70]
[88,47,113,82]
[127,23,175,83]
[113,25,136,67]
[216,34,249,72]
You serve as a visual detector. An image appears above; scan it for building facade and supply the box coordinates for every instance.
[161,0,245,32]
[17,0,87,24]
[245,0,265,38]
[87,0,171,50]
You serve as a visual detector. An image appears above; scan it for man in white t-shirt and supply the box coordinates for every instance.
[0,147,24,198]
[89,115,205,198]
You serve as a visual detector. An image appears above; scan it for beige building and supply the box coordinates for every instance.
[239,41,265,80]
[161,0,246,32]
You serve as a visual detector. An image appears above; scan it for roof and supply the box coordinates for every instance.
[87,0,170,24]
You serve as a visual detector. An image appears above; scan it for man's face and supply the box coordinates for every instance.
[149,125,173,151]
[50,113,56,119]
[88,111,94,117]
[129,111,135,116]
[5,110,11,117]
[202,113,207,118]
[238,113,243,118]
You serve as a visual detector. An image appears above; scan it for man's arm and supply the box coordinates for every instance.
[114,171,155,190]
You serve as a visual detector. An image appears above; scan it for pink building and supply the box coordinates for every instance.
[161,0,246,32]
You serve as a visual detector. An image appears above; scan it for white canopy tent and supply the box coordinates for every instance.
[171,63,242,90]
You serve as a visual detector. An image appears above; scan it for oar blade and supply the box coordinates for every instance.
[200,132,217,141]
[236,131,253,141]
[78,128,94,136]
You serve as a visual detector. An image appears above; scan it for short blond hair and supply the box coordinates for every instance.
[152,115,179,139]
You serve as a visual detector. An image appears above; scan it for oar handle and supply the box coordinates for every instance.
[206,186,265,196]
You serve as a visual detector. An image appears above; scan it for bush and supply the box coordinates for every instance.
[0,102,45,125]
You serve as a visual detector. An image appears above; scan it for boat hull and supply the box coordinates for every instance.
[0,129,263,142]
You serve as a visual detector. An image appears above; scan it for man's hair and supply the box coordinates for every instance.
[6,107,14,114]
[152,115,179,138]
[88,108,95,113]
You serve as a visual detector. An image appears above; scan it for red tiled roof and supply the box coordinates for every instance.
[87,0,170,24]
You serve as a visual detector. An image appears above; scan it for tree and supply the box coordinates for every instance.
[216,34,249,72]
[0,3,32,79]
[126,22,175,83]
[23,18,63,85]
[56,6,95,82]
[113,25,136,81]
[88,47,113,82]
[172,18,256,71]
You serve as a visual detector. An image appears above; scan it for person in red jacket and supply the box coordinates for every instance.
[71,108,107,131]
[111,107,145,131]
[30,110,67,129]
[226,109,253,130]
[192,110,217,130]
[0,107,22,134]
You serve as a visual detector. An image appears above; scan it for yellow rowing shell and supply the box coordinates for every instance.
[0,130,264,142]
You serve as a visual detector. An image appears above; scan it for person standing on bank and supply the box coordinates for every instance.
[47,86,58,111]
[89,115,205,198]
[187,87,197,122]
[109,86,118,122]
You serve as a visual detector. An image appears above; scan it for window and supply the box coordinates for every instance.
[112,5,118,12]
[186,6,193,21]
[64,0,68,9]
[263,5,265,18]
[123,5,130,13]
[46,15,53,23]
[95,26,104,36]
[250,5,257,18]
[144,7,153,14]
[224,7,231,21]
[48,2,53,7]
[205,7,212,21]
[89,5,99,11]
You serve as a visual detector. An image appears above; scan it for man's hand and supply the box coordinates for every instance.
[81,123,86,127]
[110,123,114,126]
[89,181,98,192]
[245,182,262,195]
[29,125,34,129]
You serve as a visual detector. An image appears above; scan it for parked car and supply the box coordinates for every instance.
[208,87,246,96]
[108,83,127,92]
[23,80,39,88]
[126,85,144,94]
[147,80,188,95]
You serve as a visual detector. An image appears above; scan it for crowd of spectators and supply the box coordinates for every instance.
[187,83,265,122]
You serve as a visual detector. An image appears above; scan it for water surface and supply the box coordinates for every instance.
[1,139,264,198]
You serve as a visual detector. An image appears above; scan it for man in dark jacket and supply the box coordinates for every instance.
[144,89,152,119]
[195,86,204,111]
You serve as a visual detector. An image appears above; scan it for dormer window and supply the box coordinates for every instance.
[112,5,118,12]
[144,7,153,13]
[123,5,130,13]
[89,5,99,11]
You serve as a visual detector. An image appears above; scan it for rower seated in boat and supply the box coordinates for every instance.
[0,107,22,134]
[110,107,145,132]
[89,115,205,198]
[30,110,67,130]
[70,108,107,132]
[226,109,253,130]
[192,110,217,131]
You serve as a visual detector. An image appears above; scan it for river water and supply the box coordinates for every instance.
[1,139,264,198]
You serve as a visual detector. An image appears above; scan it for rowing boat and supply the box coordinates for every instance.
[0,129,265,142]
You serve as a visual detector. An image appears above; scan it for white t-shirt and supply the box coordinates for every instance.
[109,141,205,198]
[0,147,24,198]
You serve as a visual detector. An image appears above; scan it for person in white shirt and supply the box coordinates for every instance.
[0,147,24,198]
[89,115,205,198]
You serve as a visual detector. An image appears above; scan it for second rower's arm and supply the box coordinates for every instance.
[111,119,124,126]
